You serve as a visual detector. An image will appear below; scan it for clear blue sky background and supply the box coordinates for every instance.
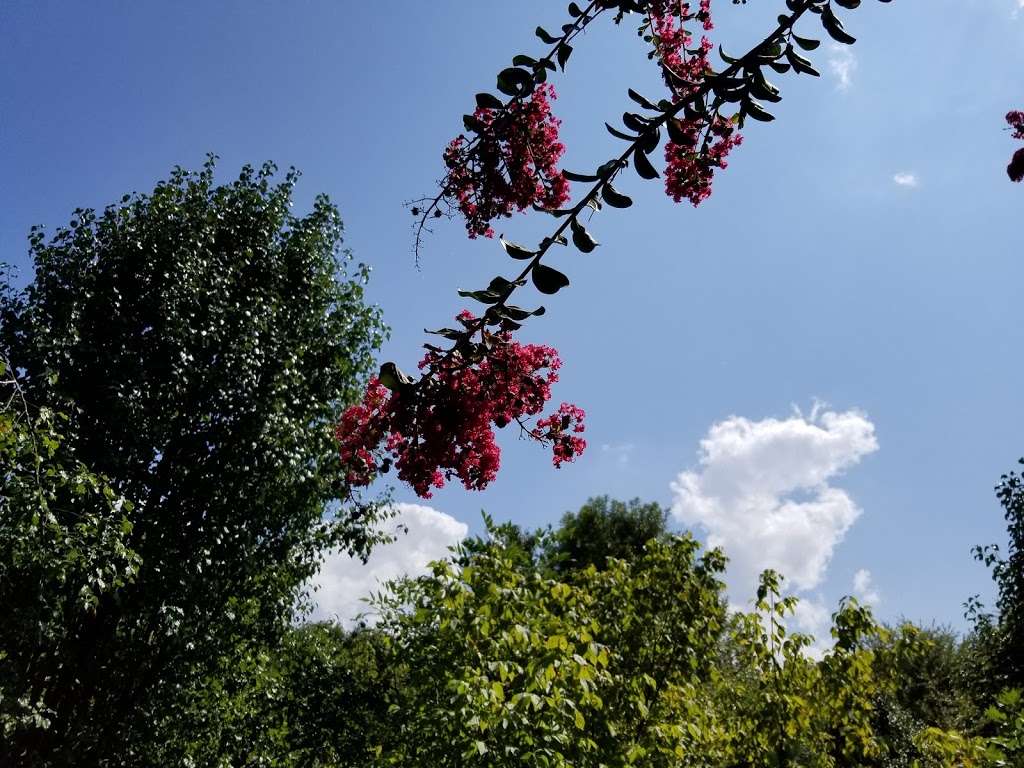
[2,1,1022,630]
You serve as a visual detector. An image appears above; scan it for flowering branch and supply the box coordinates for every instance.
[408,0,612,262]
[341,0,893,499]
[428,0,876,348]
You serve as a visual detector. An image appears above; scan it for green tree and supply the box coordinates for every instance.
[363,525,900,768]
[371,529,727,768]
[0,158,387,765]
[869,623,982,765]
[540,496,669,574]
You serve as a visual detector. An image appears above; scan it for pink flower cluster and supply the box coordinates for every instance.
[649,0,714,90]
[443,84,571,239]
[1008,110,1024,183]
[665,115,743,205]
[532,403,587,468]
[337,313,586,498]
[649,0,742,206]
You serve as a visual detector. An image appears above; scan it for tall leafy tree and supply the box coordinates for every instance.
[540,496,669,574]
[0,158,387,764]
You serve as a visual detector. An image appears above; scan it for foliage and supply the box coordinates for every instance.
[139,622,391,768]
[0,359,139,741]
[871,624,978,737]
[539,495,669,574]
[910,690,1024,768]
[990,461,1024,689]
[971,458,1024,695]
[0,158,388,765]
[364,523,908,768]
[371,530,727,767]
[706,571,885,767]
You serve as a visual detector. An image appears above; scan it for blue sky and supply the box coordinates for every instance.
[3,1,1022,634]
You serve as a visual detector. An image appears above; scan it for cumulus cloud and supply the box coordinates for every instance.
[892,172,919,187]
[853,568,881,606]
[307,502,467,626]
[670,407,878,604]
[828,44,857,90]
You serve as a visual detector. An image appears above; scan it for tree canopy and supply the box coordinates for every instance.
[0,158,388,764]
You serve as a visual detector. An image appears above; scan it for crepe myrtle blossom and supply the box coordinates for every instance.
[337,312,585,498]
[649,0,742,206]
[442,83,570,239]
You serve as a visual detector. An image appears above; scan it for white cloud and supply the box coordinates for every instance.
[828,44,857,91]
[852,568,881,606]
[670,407,878,605]
[892,172,919,188]
[601,442,635,466]
[307,502,467,627]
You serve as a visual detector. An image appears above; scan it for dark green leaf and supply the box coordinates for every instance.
[744,100,775,122]
[536,26,559,44]
[496,67,534,97]
[622,112,649,133]
[562,170,600,182]
[463,114,487,133]
[457,289,503,304]
[556,42,573,71]
[570,218,598,252]
[531,264,570,294]
[821,5,856,44]
[499,304,546,321]
[475,92,505,110]
[601,184,633,208]
[425,327,464,340]
[487,276,524,294]
[533,204,573,217]
[627,88,659,110]
[639,125,661,154]
[632,147,660,180]
[500,237,537,260]
[792,34,821,51]
[605,123,638,141]
[785,46,820,76]
[749,76,782,103]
